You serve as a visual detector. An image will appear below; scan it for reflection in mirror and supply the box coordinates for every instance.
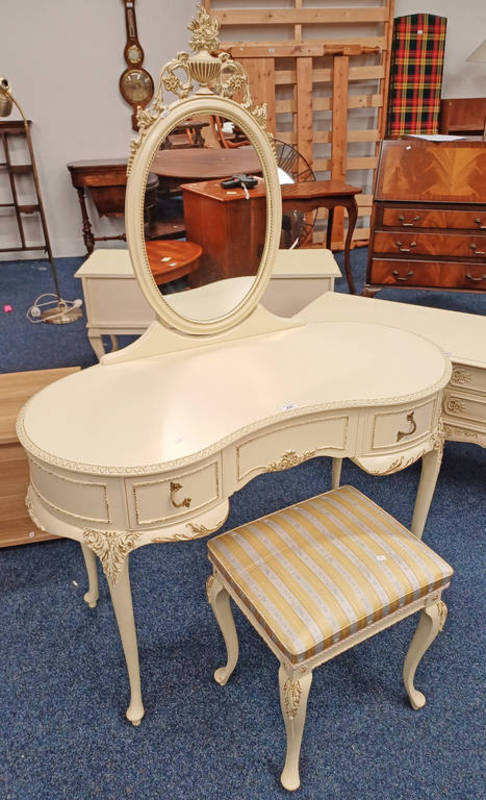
[142,112,266,322]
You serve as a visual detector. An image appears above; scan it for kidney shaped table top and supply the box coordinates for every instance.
[18,318,450,726]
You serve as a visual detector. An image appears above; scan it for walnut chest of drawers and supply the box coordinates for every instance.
[364,138,486,296]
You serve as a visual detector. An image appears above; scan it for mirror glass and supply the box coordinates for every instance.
[142,112,266,322]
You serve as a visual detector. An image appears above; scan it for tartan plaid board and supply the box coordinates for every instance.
[387,13,447,137]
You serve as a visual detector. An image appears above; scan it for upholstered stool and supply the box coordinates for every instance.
[206,485,453,791]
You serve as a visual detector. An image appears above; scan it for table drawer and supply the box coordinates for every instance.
[449,364,486,394]
[236,413,354,483]
[374,231,486,259]
[444,392,486,427]
[367,400,436,453]
[126,459,221,527]
[382,207,486,231]
[369,259,486,289]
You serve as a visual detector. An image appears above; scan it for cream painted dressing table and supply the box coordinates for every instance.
[18,9,451,727]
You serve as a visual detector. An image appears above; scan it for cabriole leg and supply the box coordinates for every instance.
[403,600,447,710]
[279,665,313,791]
[107,556,144,726]
[207,573,239,686]
[331,457,343,489]
[80,542,99,609]
[411,445,443,539]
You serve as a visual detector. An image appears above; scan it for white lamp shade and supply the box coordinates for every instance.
[467,39,486,63]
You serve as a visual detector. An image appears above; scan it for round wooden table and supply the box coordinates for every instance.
[145,240,202,285]
[151,145,261,182]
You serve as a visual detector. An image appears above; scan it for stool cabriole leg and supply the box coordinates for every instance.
[80,542,99,609]
[331,457,343,489]
[403,600,447,710]
[279,664,313,791]
[207,573,239,686]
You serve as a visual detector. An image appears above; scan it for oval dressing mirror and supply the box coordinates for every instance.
[141,111,267,323]
[125,9,281,336]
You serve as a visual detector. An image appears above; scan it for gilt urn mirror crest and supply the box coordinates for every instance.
[125,5,282,336]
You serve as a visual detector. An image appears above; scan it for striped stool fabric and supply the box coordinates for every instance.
[208,485,453,666]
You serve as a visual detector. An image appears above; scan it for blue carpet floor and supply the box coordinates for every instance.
[0,253,485,800]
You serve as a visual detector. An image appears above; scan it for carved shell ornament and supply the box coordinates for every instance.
[128,4,271,175]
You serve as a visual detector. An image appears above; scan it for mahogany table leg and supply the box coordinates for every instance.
[343,198,358,294]
[76,187,95,255]
[326,207,335,250]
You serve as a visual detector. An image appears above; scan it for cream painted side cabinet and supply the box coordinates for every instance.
[75,248,341,360]
[302,292,486,448]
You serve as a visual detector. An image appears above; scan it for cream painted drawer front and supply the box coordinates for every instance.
[443,392,486,427]
[236,413,356,484]
[126,459,221,527]
[29,459,111,525]
[450,364,486,395]
[83,277,155,326]
[366,399,436,453]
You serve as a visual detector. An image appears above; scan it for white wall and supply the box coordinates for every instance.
[2,0,485,258]
[2,0,195,258]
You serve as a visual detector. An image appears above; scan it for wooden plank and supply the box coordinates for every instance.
[313,158,332,172]
[275,65,385,87]
[295,57,314,168]
[239,57,277,135]
[275,131,297,145]
[347,156,378,171]
[294,0,303,42]
[349,65,385,81]
[313,98,332,112]
[213,8,388,25]
[348,93,383,109]
[276,99,296,114]
[211,0,395,248]
[225,38,386,57]
[347,129,380,142]
[330,54,349,244]
[377,0,395,140]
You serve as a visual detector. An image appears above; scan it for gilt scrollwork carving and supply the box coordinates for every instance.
[206,574,216,603]
[151,511,229,544]
[127,4,271,175]
[267,449,316,472]
[445,397,466,415]
[83,529,141,585]
[283,678,302,720]
[451,367,473,386]
[437,599,448,632]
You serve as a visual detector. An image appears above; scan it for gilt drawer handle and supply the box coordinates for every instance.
[169,481,192,508]
[474,218,486,230]
[465,272,486,282]
[470,243,486,256]
[392,269,414,281]
[395,240,416,253]
[396,411,417,442]
[398,214,420,227]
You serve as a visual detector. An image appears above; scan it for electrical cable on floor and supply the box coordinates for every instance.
[26,293,83,324]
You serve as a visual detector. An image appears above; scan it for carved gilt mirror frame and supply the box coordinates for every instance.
[124,6,282,336]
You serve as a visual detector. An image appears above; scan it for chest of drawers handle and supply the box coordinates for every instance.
[474,218,486,230]
[470,243,486,256]
[396,411,417,442]
[392,269,414,281]
[395,240,416,253]
[169,481,192,508]
[466,272,486,283]
[398,214,420,227]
